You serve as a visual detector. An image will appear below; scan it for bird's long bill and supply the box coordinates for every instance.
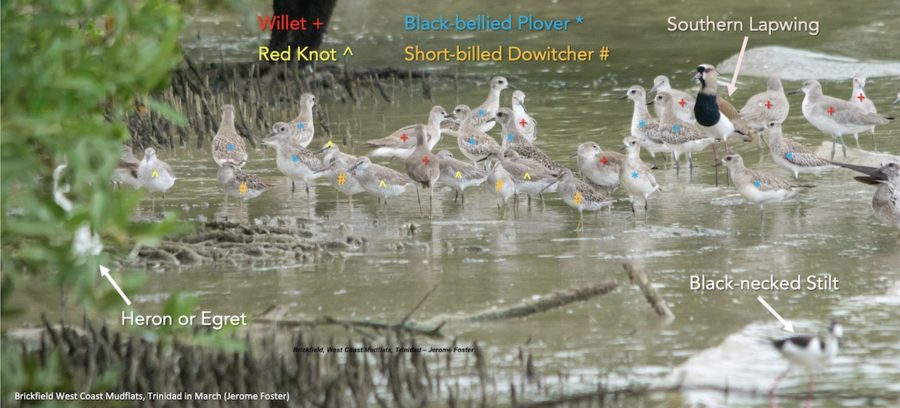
[476,155,491,163]
[618,94,629,100]
[787,88,803,95]
[646,100,654,106]
[618,144,627,152]
[713,160,723,167]
[648,84,659,94]
[314,146,329,154]
[540,179,559,193]
[830,161,886,181]
[508,84,519,90]
[347,162,362,173]
[569,153,577,158]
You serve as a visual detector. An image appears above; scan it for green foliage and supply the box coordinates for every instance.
[0,0,187,315]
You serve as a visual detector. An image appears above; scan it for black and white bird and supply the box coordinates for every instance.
[692,64,751,185]
[770,321,843,400]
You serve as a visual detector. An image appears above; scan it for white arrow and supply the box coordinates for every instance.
[100,265,132,305]
[757,296,793,333]
[727,36,749,96]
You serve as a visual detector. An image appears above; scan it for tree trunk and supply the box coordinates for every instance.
[269,0,338,67]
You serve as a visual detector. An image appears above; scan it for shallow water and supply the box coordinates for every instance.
[31,1,900,406]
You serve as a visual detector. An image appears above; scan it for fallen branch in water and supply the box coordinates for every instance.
[622,263,675,321]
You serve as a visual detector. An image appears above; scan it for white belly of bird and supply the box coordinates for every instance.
[363,180,406,197]
[370,146,414,159]
[738,184,796,205]
[277,158,314,181]
[637,138,671,156]
[780,339,833,368]
[141,173,174,193]
[701,115,735,141]
[802,101,870,136]
[671,138,715,156]
[476,121,496,133]
[622,167,657,200]
[772,155,826,175]
[516,179,555,195]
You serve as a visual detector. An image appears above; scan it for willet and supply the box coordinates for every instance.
[654,92,716,178]
[770,321,843,405]
[113,145,141,189]
[262,124,326,199]
[367,105,448,160]
[137,147,176,210]
[575,141,623,192]
[436,150,488,204]
[649,75,695,122]
[485,157,516,215]
[621,85,668,168]
[717,151,813,225]
[511,90,537,143]
[404,124,440,215]
[739,76,789,149]
[762,121,832,181]
[829,160,900,228]
[544,170,613,232]
[790,79,893,159]
[848,75,879,149]
[212,105,248,167]
[619,137,662,215]
[347,156,410,205]
[471,76,511,133]
[496,107,565,173]
[452,105,502,164]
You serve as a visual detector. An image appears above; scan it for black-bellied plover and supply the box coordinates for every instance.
[791,79,894,159]
[654,92,716,178]
[471,76,511,133]
[496,107,565,173]
[762,122,832,181]
[212,105,248,167]
[452,104,501,164]
[718,151,813,224]
[622,85,668,168]
[263,124,326,199]
[620,137,662,214]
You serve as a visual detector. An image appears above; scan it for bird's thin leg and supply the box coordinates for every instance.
[644,198,648,212]
[631,201,636,216]
[805,373,815,408]
[839,135,847,158]
[291,179,296,193]
[769,368,790,400]
[454,189,459,202]
[830,135,837,160]
[576,212,584,232]
[305,182,310,201]
[711,142,720,187]
[429,187,434,218]
[853,133,861,150]
[871,129,877,151]
[688,153,694,182]
[675,155,681,176]
[415,186,423,217]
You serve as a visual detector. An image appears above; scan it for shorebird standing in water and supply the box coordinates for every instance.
[436,150,487,205]
[452,105,501,164]
[217,161,269,202]
[790,79,893,160]
[575,141,622,193]
[620,137,661,215]
[262,124,325,199]
[113,145,141,189]
[496,107,565,173]
[511,90,537,143]
[405,124,440,215]
[761,122,832,181]
[847,75,879,149]
[622,85,668,168]
[137,147,176,210]
[739,76,789,149]
[485,157,516,216]
[649,75,695,122]
[212,105,248,167]
[770,321,843,407]
[471,76,512,133]
[829,160,900,228]
[367,105,448,160]
[347,156,409,205]
[543,169,613,232]
[692,64,752,185]
[654,92,717,179]
[717,152,813,226]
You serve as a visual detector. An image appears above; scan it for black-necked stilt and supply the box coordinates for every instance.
[770,321,843,404]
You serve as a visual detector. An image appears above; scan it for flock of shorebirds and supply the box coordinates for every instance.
[114,65,899,231]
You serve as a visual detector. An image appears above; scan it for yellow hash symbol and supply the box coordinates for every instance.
[495,179,504,192]
[573,192,583,205]
[379,179,387,188]
[337,172,347,185]
[151,169,159,178]
[454,171,462,179]
[239,181,248,196]
[523,172,531,180]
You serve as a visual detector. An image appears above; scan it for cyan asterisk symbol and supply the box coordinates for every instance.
[753,180,762,188]
[226,143,235,152]
[785,152,794,160]
[297,122,305,129]
[575,16,584,24]
[672,124,682,133]
[468,137,476,145]
[638,120,646,129]
[506,133,514,142]
[631,171,639,179]
[291,154,299,163]
[477,109,486,117]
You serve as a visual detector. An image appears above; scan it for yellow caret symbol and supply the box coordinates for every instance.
[337,172,347,185]
[454,170,462,179]
[151,169,159,178]
[573,191,583,205]
[495,179,504,192]
[239,181,248,196]
[325,140,335,148]
[523,172,531,180]
[379,179,387,188]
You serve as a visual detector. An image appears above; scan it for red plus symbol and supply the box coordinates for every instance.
[421,155,430,165]
[857,93,866,102]
[678,98,687,108]
[313,17,324,30]
[519,118,527,127]
[765,100,773,109]
[827,107,835,116]
[400,133,408,142]
[599,156,608,165]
